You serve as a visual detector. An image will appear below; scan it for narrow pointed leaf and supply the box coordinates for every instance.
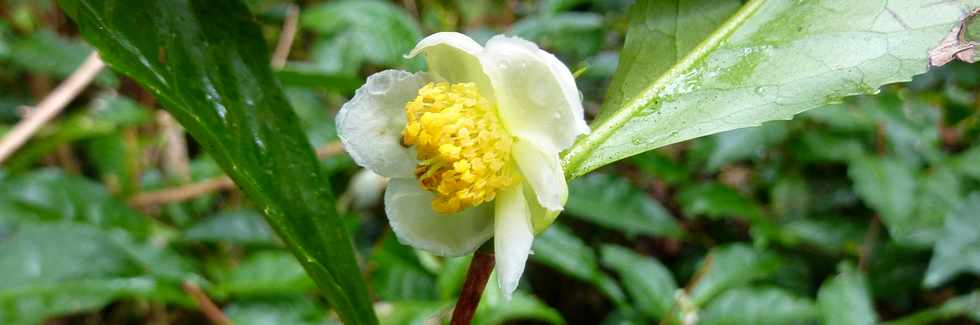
[55,1,377,324]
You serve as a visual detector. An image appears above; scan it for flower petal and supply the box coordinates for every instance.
[512,140,567,212]
[336,70,430,178]
[407,32,494,99]
[385,178,493,257]
[523,183,561,234]
[494,185,534,299]
[479,35,589,152]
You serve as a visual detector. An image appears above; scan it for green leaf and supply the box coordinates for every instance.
[699,287,818,325]
[56,1,377,323]
[562,0,975,177]
[596,0,742,124]
[0,223,189,324]
[531,225,626,304]
[566,173,682,238]
[951,146,980,181]
[677,182,763,221]
[435,256,471,300]
[705,122,789,172]
[689,243,780,306]
[225,297,338,325]
[301,0,421,68]
[818,264,877,325]
[376,301,446,325]
[181,209,278,246]
[216,251,314,298]
[6,94,151,173]
[883,291,980,325]
[369,235,436,301]
[0,169,149,238]
[924,193,980,287]
[769,174,810,220]
[511,12,603,61]
[8,29,116,87]
[599,245,677,320]
[629,150,690,185]
[474,275,566,325]
[849,156,941,246]
[779,217,866,255]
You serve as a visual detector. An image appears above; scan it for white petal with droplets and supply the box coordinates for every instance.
[479,35,589,152]
[494,185,534,299]
[336,70,429,178]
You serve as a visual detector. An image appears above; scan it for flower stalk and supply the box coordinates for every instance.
[450,245,495,325]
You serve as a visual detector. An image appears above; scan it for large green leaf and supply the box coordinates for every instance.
[818,264,877,325]
[597,0,742,124]
[0,223,190,324]
[562,0,976,177]
[55,1,377,324]
[566,173,682,238]
[924,193,980,287]
[849,156,943,246]
[689,243,780,306]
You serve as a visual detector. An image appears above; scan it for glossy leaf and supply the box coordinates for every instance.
[55,1,377,323]
[475,274,566,325]
[563,0,976,177]
[924,193,980,287]
[818,264,877,325]
[566,173,682,238]
[599,245,677,320]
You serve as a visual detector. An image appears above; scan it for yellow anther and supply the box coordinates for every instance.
[402,82,515,213]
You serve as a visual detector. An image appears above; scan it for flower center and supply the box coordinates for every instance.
[402,82,516,214]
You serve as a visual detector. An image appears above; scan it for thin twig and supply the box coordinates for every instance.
[858,216,881,271]
[129,142,343,207]
[181,281,233,325]
[451,247,494,325]
[0,52,104,163]
[157,111,191,182]
[270,4,299,70]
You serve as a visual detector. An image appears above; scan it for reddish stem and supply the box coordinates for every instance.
[450,248,495,325]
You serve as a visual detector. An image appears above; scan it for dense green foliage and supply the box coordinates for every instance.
[0,0,978,324]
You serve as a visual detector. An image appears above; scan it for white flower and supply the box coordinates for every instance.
[336,32,589,297]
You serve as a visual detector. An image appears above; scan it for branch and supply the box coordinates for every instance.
[0,52,104,163]
[270,4,299,70]
[129,142,343,207]
[182,281,233,325]
[450,246,494,325]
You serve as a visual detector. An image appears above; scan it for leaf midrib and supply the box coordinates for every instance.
[560,0,766,178]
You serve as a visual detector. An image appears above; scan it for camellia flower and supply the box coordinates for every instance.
[336,32,589,297]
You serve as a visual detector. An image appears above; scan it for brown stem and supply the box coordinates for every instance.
[182,281,233,325]
[451,247,494,325]
[0,52,104,163]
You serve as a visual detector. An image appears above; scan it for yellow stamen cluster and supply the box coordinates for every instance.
[402,82,515,213]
